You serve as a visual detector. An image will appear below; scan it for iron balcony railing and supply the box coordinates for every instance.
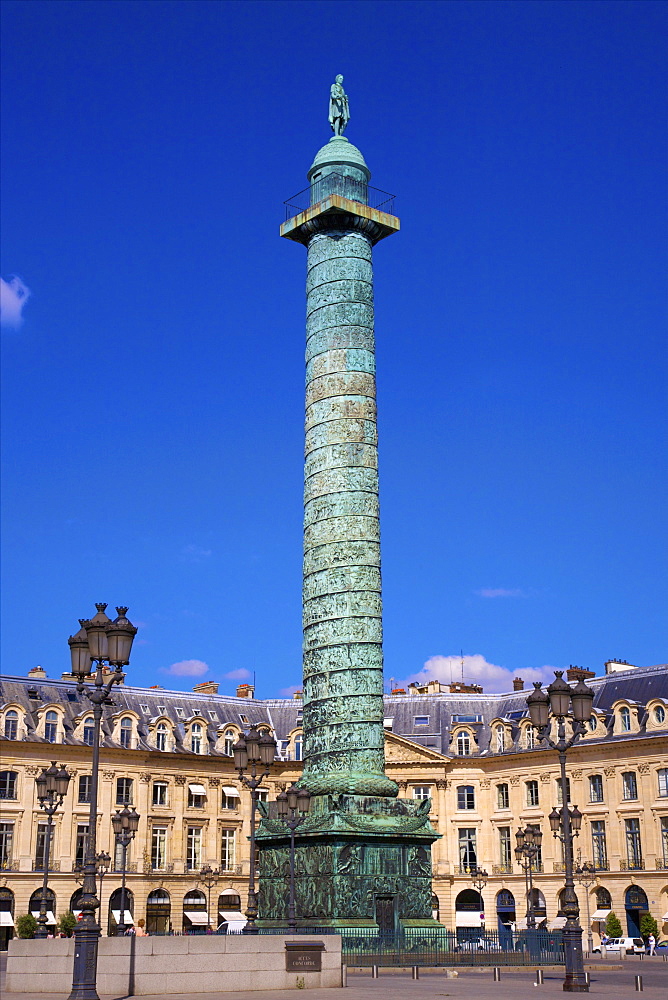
[620,858,644,871]
[492,863,514,875]
[284,173,395,221]
[33,860,60,872]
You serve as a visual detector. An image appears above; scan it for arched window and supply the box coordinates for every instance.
[4,711,18,740]
[595,887,612,909]
[70,888,85,916]
[294,734,303,761]
[146,888,170,935]
[456,731,471,756]
[44,711,58,743]
[495,728,504,752]
[29,887,56,925]
[654,705,666,724]
[119,717,133,748]
[588,716,597,731]
[155,722,168,752]
[620,707,631,732]
[223,729,235,756]
[0,771,18,800]
[456,785,475,810]
[431,893,440,921]
[191,723,202,754]
[82,717,95,746]
[108,887,133,935]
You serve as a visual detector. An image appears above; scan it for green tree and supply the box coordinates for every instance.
[16,913,37,939]
[58,911,77,937]
[639,913,658,943]
[605,911,623,937]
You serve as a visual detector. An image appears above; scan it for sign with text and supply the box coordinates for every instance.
[285,941,325,973]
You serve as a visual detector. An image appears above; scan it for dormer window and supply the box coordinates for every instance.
[456,732,471,756]
[620,707,631,732]
[495,728,504,753]
[294,734,303,761]
[654,705,666,724]
[155,722,168,752]
[525,726,535,749]
[414,716,429,727]
[223,729,236,756]
[175,708,185,719]
[4,711,18,740]
[191,723,203,754]
[157,705,167,715]
[119,717,133,748]
[44,711,58,743]
[83,717,95,746]
[140,704,149,714]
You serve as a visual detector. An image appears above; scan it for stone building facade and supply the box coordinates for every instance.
[0,661,666,947]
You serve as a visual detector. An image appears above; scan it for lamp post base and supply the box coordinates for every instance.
[563,925,589,993]
[69,922,101,1000]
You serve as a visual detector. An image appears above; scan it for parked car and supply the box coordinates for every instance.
[654,940,668,954]
[592,937,645,955]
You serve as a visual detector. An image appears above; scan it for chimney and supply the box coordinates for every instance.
[236,683,255,699]
[566,665,596,682]
[292,690,303,700]
[448,681,483,694]
[604,659,636,675]
[192,681,219,695]
[28,665,47,679]
[513,677,524,691]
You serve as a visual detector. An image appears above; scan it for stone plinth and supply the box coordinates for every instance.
[5,934,342,994]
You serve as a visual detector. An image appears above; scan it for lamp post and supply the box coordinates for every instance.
[575,862,596,957]
[233,726,277,934]
[199,864,220,931]
[469,866,488,935]
[68,604,136,1000]
[527,671,594,993]
[514,824,543,929]
[276,784,312,932]
[35,762,71,938]
[111,806,140,935]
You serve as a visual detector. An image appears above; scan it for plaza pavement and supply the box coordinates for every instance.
[2,957,666,999]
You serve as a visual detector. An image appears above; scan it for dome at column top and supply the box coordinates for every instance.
[307,136,371,182]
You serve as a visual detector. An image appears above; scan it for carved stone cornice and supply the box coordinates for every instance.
[174,775,187,785]
[637,763,650,774]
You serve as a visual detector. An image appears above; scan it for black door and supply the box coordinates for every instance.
[375,896,396,942]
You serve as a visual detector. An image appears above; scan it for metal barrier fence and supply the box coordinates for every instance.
[250,927,565,967]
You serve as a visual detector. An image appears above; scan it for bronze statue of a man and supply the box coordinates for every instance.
[329,74,350,136]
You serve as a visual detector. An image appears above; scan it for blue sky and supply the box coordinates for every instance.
[1,0,666,697]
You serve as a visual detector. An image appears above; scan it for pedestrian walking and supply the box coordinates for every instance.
[647,932,655,956]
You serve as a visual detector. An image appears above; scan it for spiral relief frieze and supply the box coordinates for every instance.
[305,395,376,430]
[306,348,375,382]
[307,326,375,359]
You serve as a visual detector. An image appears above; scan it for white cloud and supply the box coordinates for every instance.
[224,668,252,681]
[181,544,212,562]
[476,588,525,598]
[399,654,556,694]
[279,684,302,698]
[1,276,31,329]
[163,658,209,677]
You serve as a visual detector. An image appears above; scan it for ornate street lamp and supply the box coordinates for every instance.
[199,864,220,931]
[68,604,136,1000]
[35,762,71,938]
[575,862,597,957]
[276,784,311,932]
[527,672,594,993]
[111,806,140,935]
[514,824,543,929]
[468,866,488,934]
[233,726,276,934]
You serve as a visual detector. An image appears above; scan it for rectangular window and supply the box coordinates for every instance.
[589,774,604,803]
[457,786,475,810]
[186,827,202,871]
[414,716,429,726]
[153,781,168,806]
[78,775,92,803]
[556,777,571,805]
[256,789,269,804]
[75,824,89,868]
[661,817,668,864]
[526,780,539,807]
[0,772,17,799]
[591,820,607,869]
[188,785,206,809]
[221,829,236,870]
[496,783,509,810]
[412,786,431,801]
[622,771,638,800]
[458,828,477,872]
[625,817,642,868]
[658,769,668,797]
[0,822,14,866]
[35,822,51,869]
[499,826,512,868]
[151,827,167,870]
[114,838,131,871]
[116,777,133,805]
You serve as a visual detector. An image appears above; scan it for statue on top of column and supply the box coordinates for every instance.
[329,75,350,136]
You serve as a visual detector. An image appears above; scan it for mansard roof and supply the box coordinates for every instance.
[0,663,665,758]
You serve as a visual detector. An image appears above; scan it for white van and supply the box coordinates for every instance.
[593,937,645,955]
